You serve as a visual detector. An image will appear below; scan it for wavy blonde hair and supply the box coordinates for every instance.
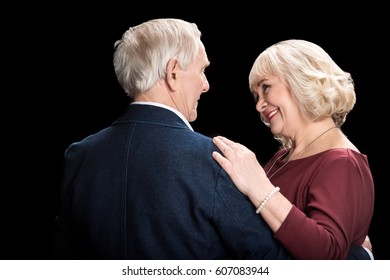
[249,39,356,148]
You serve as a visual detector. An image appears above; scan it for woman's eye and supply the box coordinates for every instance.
[262,84,270,93]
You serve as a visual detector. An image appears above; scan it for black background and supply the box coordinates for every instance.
[6,11,388,260]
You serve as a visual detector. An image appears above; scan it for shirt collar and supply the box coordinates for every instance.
[131,101,194,131]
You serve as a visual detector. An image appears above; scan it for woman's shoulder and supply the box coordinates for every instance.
[318,148,366,159]
[312,148,369,168]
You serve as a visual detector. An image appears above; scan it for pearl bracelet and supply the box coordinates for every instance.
[255,187,280,214]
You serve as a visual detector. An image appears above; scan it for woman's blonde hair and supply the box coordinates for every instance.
[249,39,356,148]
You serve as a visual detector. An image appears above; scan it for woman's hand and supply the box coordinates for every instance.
[212,136,271,197]
[212,136,292,233]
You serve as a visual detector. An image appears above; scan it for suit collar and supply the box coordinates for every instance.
[113,103,194,131]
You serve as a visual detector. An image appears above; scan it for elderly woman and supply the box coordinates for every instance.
[212,39,374,259]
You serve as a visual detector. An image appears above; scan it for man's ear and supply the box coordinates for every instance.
[166,58,179,91]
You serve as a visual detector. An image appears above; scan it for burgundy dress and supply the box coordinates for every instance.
[265,148,374,259]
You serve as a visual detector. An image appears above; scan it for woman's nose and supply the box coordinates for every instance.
[256,99,268,112]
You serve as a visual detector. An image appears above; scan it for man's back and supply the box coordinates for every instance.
[54,104,290,259]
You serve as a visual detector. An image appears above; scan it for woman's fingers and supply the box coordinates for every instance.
[212,136,238,175]
[213,136,233,157]
[214,136,235,146]
[212,151,232,173]
[213,136,245,157]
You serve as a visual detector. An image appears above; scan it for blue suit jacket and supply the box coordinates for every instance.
[54,104,290,259]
